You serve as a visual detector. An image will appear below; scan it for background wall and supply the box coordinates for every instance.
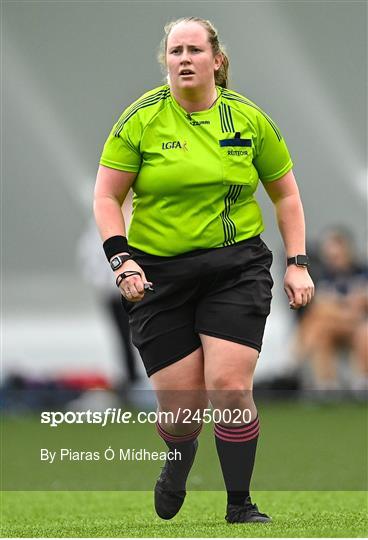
[3,1,367,381]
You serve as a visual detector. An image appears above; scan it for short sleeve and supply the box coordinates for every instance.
[253,112,293,182]
[99,111,142,172]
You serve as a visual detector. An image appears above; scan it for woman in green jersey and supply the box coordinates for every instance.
[94,17,314,523]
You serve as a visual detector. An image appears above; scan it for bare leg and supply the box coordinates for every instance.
[300,300,356,388]
[150,347,207,435]
[201,334,269,522]
[151,348,207,519]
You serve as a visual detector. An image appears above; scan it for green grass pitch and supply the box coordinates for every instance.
[1,401,367,536]
[1,490,367,537]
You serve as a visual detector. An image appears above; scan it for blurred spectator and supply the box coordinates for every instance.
[294,227,368,392]
[77,191,140,384]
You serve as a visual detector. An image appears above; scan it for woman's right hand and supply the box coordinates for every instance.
[114,259,153,302]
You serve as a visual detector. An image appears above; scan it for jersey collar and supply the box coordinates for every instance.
[169,85,223,117]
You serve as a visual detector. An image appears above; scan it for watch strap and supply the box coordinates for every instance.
[287,255,309,267]
[110,253,132,271]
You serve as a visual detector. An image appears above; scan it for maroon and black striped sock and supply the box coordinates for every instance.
[156,422,202,489]
[156,422,202,445]
[214,415,260,506]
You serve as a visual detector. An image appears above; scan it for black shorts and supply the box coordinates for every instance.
[122,235,274,377]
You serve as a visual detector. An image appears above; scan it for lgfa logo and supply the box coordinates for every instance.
[162,140,188,151]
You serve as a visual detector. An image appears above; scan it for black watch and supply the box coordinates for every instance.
[287,255,309,268]
[109,253,132,271]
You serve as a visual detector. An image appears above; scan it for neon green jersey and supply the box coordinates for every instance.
[100,85,293,256]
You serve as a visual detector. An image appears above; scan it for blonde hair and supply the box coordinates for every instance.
[158,17,229,89]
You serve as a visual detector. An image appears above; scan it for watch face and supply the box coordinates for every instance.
[296,255,309,266]
[111,258,120,270]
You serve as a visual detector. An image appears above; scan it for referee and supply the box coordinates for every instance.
[94,17,314,523]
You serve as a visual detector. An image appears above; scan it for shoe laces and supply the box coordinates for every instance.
[229,498,266,520]
[245,498,259,513]
[159,459,172,481]
[158,459,181,490]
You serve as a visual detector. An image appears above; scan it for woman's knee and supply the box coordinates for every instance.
[207,386,255,415]
[202,337,258,413]
[207,372,251,392]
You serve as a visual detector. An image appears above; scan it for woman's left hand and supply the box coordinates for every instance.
[284,266,315,309]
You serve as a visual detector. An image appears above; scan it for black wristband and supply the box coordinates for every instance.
[103,235,130,261]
